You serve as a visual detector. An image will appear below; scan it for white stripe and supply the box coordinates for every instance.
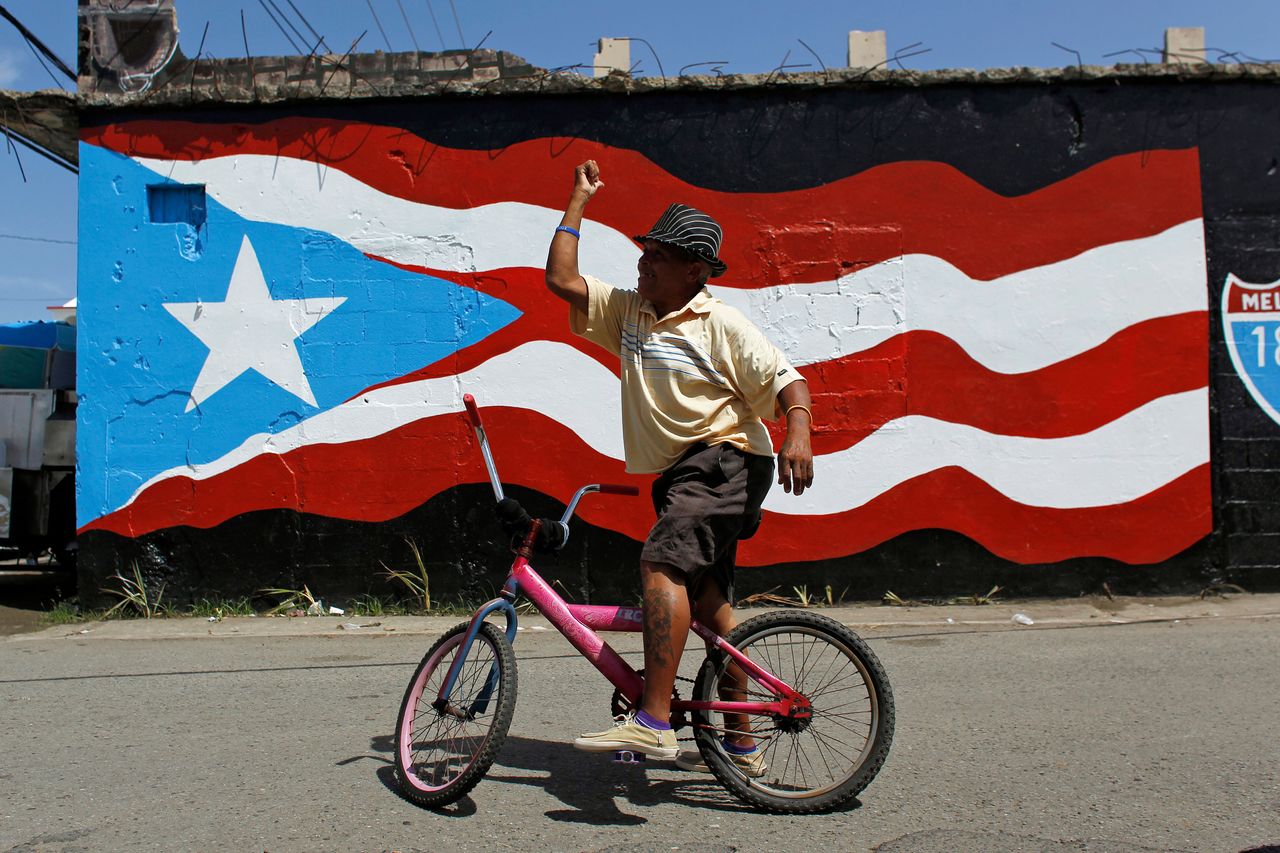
[711,220,1208,373]
[123,341,1207,517]
[132,154,643,284]
[762,387,1209,515]
[122,341,625,507]
[132,154,1206,375]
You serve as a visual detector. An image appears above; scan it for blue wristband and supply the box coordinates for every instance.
[555,225,581,239]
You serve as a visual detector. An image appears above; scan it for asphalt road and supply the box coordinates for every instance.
[2,609,1277,852]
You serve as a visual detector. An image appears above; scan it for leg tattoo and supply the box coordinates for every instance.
[643,584,675,669]
[638,561,691,721]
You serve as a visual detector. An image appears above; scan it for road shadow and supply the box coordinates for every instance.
[350,735,484,816]
[494,735,763,824]
[360,732,864,820]
[0,568,76,635]
[373,763,480,816]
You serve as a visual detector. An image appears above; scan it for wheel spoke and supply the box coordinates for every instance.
[806,724,864,753]
[805,726,842,779]
[395,623,516,805]
[692,614,892,809]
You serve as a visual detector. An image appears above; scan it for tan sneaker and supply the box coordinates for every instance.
[573,713,678,759]
[675,746,769,778]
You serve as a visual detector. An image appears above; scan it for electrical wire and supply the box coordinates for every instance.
[282,0,330,53]
[20,29,68,89]
[2,122,26,182]
[394,0,420,53]
[0,4,75,81]
[365,0,393,52]
[0,233,75,245]
[256,0,302,54]
[263,0,310,55]
[423,0,446,51]
[447,0,465,48]
[2,127,77,175]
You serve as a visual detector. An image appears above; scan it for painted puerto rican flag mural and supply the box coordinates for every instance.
[76,115,1211,589]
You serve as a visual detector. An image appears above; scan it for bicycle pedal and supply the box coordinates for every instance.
[613,750,646,764]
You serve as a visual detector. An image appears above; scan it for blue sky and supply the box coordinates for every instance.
[2,0,1278,324]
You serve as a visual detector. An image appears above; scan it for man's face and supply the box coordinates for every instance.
[637,240,701,307]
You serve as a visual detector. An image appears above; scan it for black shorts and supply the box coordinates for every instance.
[641,442,775,602]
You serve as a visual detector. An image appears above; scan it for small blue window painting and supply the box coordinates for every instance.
[147,183,207,227]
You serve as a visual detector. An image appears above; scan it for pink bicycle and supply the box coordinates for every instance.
[393,394,894,813]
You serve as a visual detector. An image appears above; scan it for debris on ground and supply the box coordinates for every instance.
[1199,583,1249,600]
[740,586,808,608]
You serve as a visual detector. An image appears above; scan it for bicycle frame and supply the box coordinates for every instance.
[437,395,812,724]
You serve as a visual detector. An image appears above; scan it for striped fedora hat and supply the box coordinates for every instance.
[634,203,728,278]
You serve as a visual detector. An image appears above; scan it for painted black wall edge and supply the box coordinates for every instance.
[75,484,1236,611]
[89,81,1280,212]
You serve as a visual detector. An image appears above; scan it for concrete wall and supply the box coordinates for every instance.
[75,67,1280,606]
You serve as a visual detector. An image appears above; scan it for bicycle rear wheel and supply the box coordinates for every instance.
[394,620,517,807]
[691,610,894,813]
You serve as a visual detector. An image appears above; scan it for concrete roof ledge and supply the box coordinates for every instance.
[0,88,79,164]
[72,55,1280,112]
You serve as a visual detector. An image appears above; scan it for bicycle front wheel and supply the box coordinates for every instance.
[691,610,894,814]
[394,620,517,808]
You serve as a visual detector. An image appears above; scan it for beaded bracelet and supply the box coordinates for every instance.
[555,225,581,238]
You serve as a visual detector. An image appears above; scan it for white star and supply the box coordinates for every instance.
[164,235,346,412]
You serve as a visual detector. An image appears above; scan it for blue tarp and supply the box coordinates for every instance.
[0,321,76,352]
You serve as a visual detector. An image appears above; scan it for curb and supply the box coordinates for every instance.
[6,594,1277,643]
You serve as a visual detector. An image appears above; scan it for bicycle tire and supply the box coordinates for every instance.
[394,621,517,808]
[690,610,894,814]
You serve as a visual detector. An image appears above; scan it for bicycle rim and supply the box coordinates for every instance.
[695,613,891,809]
[395,622,515,799]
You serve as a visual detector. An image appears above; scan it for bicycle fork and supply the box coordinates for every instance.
[435,595,519,719]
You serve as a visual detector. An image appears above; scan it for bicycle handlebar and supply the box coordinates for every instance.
[464,393,505,501]
[463,394,636,549]
[462,393,483,428]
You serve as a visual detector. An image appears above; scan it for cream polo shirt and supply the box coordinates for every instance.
[570,274,803,474]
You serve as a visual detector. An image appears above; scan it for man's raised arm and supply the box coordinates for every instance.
[545,160,604,314]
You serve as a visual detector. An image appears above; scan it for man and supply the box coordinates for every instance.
[544,160,813,773]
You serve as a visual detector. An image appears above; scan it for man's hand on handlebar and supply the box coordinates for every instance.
[495,497,566,553]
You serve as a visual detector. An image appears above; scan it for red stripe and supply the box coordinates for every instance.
[82,406,1210,565]
[80,408,630,539]
[743,464,1211,566]
[83,118,1202,283]
[346,261,1207,449]
[769,311,1209,452]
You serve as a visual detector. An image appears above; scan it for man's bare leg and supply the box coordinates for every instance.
[638,560,691,723]
[692,578,756,750]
